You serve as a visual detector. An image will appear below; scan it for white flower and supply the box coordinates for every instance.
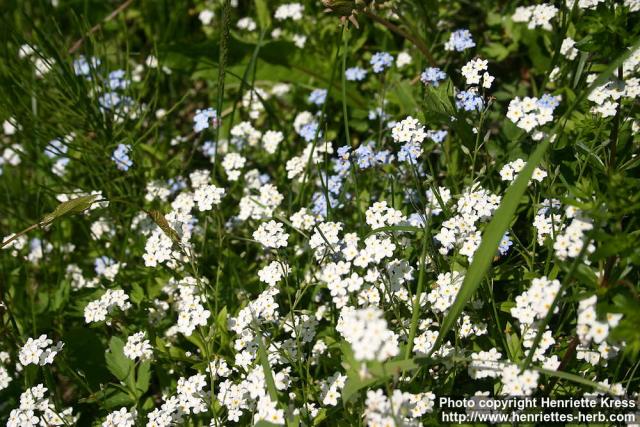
[253,221,289,248]
[19,335,64,366]
[123,332,153,361]
[193,184,225,211]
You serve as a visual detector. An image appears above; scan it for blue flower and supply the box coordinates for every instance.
[299,121,321,142]
[73,56,100,76]
[420,67,447,86]
[327,175,343,195]
[345,67,367,81]
[537,93,560,111]
[456,90,484,112]
[107,69,129,90]
[94,256,115,276]
[311,191,340,217]
[193,108,219,133]
[445,29,476,52]
[498,232,513,255]
[308,89,328,106]
[426,130,448,143]
[45,139,68,158]
[111,143,133,171]
[370,52,394,73]
[354,144,375,169]
[397,141,423,163]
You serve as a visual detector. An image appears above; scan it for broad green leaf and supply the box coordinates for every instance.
[105,337,134,382]
[136,361,151,396]
[255,0,272,30]
[391,80,424,122]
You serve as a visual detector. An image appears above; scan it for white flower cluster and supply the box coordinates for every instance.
[18,335,64,366]
[222,152,247,181]
[461,58,493,89]
[468,348,503,379]
[286,141,333,181]
[7,384,76,427]
[170,277,211,336]
[532,198,564,244]
[560,37,578,60]
[238,183,284,220]
[253,396,285,425]
[262,130,284,154]
[512,4,558,30]
[568,0,605,9]
[237,17,256,31]
[274,3,303,21]
[426,271,464,313]
[577,295,622,346]
[511,277,560,325]
[511,276,561,362]
[320,372,347,406]
[241,89,269,120]
[391,116,426,144]
[500,364,539,395]
[84,289,131,324]
[309,221,343,256]
[553,217,595,261]
[193,184,225,211]
[258,260,290,286]
[587,80,625,117]
[253,220,289,248]
[506,95,559,135]
[103,407,137,427]
[123,331,153,361]
[365,201,407,229]
[217,365,291,421]
[434,185,501,260]
[146,374,208,426]
[290,207,319,231]
[228,286,280,343]
[499,158,547,183]
[337,306,399,361]
[364,388,436,426]
[0,352,11,391]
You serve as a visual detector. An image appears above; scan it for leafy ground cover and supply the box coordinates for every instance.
[1,0,640,425]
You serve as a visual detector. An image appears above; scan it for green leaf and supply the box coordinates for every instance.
[391,80,423,122]
[256,330,279,402]
[423,79,455,117]
[100,387,135,409]
[105,337,134,382]
[136,361,151,396]
[254,421,283,427]
[255,0,272,30]
[40,194,98,226]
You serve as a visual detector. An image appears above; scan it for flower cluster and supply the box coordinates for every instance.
[337,307,399,361]
[84,289,132,323]
[18,335,63,366]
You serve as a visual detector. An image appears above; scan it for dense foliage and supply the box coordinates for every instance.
[1,0,640,425]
